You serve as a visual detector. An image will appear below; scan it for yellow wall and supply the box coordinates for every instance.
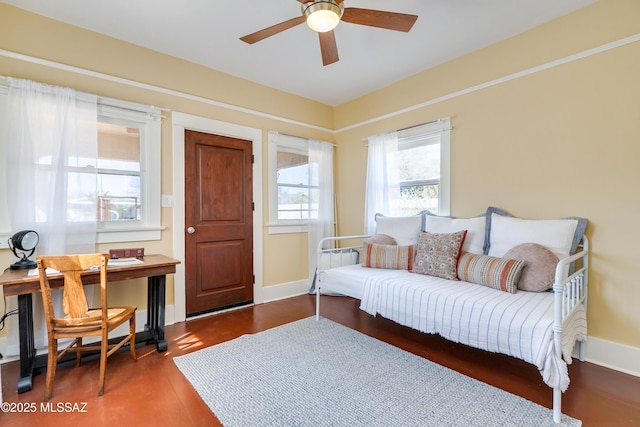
[334,0,640,349]
[1,0,639,357]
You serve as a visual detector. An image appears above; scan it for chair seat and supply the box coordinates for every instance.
[52,306,136,335]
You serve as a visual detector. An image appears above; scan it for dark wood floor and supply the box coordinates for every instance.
[1,294,639,426]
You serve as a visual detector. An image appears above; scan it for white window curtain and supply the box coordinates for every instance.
[5,78,98,254]
[2,78,98,354]
[307,139,334,290]
[364,131,400,234]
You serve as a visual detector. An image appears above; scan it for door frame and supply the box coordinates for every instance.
[171,112,264,323]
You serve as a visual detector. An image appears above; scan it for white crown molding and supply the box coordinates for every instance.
[0,49,333,133]
[1,33,638,135]
[335,33,640,133]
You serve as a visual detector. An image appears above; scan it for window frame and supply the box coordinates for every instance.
[0,78,163,246]
[267,131,314,234]
[95,98,163,243]
[396,118,451,216]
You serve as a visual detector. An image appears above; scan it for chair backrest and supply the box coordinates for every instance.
[37,254,109,324]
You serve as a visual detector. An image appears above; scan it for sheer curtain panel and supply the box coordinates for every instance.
[364,131,400,234]
[2,78,98,353]
[307,139,334,289]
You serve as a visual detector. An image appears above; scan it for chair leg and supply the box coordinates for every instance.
[44,338,58,401]
[76,337,82,367]
[98,331,108,396]
[130,315,137,361]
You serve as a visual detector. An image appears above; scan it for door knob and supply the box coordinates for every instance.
[187,227,196,234]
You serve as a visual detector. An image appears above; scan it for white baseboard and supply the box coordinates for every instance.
[0,305,175,363]
[584,336,640,377]
[262,279,311,303]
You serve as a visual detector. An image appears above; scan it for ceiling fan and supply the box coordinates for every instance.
[240,0,418,66]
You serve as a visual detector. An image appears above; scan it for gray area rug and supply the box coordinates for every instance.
[173,317,581,427]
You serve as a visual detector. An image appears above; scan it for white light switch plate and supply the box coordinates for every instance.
[161,194,174,208]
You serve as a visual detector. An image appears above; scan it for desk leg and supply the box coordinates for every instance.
[17,293,36,393]
[146,275,167,352]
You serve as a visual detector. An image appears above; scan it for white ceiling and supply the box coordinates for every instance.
[3,0,596,106]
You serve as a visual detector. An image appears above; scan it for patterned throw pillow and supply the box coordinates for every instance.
[411,230,467,280]
[362,243,416,270]
[457,252,527,293]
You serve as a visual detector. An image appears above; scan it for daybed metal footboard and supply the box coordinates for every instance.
[315,235,370,320]
[552,236,589,423]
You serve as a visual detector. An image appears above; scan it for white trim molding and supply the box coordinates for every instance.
[0,50,332,133]
[334,33,640,133]
[1,33,638,134]
[261,279,311,303]
[583,336,640,378]
[171,112,264,323]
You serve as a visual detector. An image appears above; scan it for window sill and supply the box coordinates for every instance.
[267,222,309,235]
[0,227,164,249]
[97,226,165,243]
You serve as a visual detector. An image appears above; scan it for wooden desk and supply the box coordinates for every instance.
[0,254,180,393]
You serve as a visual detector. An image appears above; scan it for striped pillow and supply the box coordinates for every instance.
[363,243,416,270]
[457,252,527,293]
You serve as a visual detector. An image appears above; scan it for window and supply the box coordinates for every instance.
[365,118,451,232]
[94,99,163,242]
[0,77,163,245]
[276,145,318,221]
[96,122,141,222]
[268,132,330,234]
[395,121,450,216]
[62,122,141,223]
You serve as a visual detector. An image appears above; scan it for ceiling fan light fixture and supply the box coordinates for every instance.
[303,1,344,33]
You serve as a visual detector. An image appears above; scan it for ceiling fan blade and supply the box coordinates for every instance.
[342,8,418,32]
[318,31,339,66]
[240,16,306,44]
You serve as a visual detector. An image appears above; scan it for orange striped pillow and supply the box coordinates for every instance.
[362,243,416,270]
[457,252,527,293]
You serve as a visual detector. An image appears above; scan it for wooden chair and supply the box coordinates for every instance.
[37,253,137,400]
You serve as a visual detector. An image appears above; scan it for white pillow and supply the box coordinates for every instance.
[423,215,485,254]
[374,213,422,246]
[487,213,579,259]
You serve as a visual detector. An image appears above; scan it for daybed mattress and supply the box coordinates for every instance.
[319,264,587,391]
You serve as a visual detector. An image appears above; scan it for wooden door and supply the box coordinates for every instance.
[184,130,253,316]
